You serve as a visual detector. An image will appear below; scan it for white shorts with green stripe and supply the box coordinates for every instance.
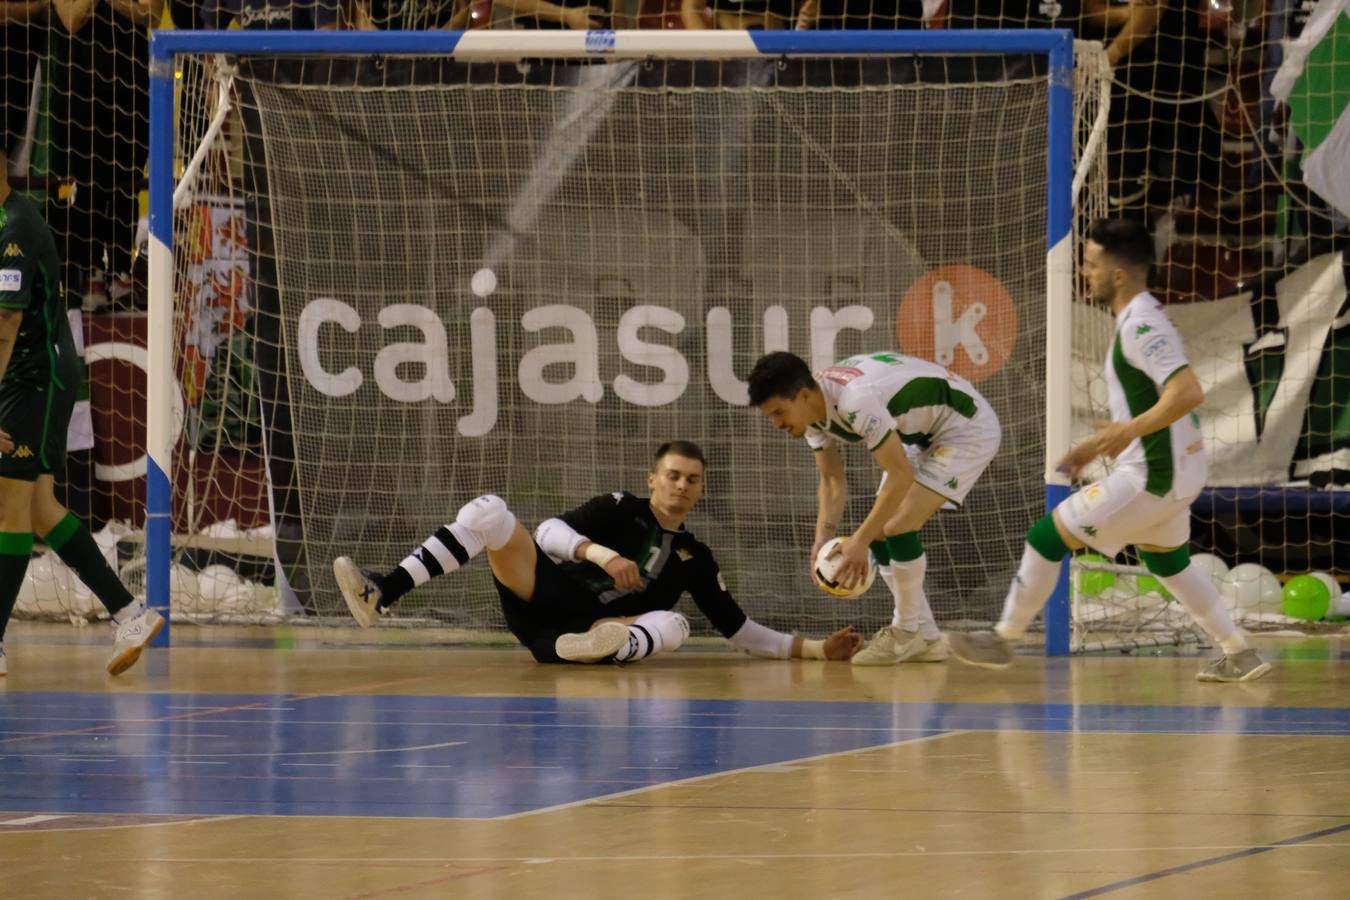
[881,399,1001,508]
[1057,453,1207,556]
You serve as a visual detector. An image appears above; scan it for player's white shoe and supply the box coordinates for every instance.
[909,633,950,662]
[851,626,926,666]
[555,621,630,663]
[107,605,165,676]
[1196,648,1271,683]
[948,630,1016,669]
[334,556,383,629]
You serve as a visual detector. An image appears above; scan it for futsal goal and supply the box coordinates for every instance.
[59,29,1158,653]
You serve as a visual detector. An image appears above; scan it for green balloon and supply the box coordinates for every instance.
[1136,574,1173,600]
[1281,574,1332,621]
[1076,553,1116,597]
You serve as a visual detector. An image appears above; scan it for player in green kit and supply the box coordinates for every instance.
[0,144,163,676]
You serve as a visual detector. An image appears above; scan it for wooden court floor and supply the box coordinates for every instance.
[1,622,1348,899]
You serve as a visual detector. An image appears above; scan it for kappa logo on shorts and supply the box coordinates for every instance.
[945,477,959,490]
[2,243,21,258]
[9,445,33,459]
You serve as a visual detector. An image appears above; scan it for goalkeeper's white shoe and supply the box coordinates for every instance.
[334,557,383,629]
[555,622,630,663]
[107,605,165,676]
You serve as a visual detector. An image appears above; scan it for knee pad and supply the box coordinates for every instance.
[456,494,517,550]
[633,610,690,654]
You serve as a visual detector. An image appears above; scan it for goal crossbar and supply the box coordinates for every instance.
[146,28,1076,652]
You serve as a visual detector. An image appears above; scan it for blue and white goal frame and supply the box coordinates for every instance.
[146,28,1076,653]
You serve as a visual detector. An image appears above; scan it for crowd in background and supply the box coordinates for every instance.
[1,0,1345,308]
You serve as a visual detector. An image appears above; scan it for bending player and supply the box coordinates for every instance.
[747,348,1002,666]
[949,218,1270,682]
[333,441,864,665]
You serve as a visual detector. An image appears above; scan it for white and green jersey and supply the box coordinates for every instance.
[803,352,990,453]
[1107,292,1204,496]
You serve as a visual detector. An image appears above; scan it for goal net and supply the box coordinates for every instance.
[27,30,1128,650]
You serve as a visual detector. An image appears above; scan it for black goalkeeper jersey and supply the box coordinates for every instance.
[551,491,748,639]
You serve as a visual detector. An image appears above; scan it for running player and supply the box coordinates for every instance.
[949,218,1270,682]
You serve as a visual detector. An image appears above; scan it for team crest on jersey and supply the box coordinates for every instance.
[1135,324,1153,337]
[820,366,863,386]
[2,243,20,258]
[676,548,692,562]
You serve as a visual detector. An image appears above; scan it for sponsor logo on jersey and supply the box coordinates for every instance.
[0,269,21,292]
[858,414,884,445]
[2,243,21,258]
[820,366,863,386]
[1142,336,1170,358]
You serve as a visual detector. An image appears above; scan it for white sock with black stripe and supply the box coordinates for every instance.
[612,611,690,662]
[398,522,483,589]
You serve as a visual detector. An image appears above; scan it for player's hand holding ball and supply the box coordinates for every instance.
[814,536,876,599]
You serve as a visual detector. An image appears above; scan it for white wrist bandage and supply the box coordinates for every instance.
[582,543,620,568]
[801,638,826,660]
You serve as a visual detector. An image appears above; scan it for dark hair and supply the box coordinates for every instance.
[747,351,815,407]
[1086,217,1155,278]
[654,440,706,469]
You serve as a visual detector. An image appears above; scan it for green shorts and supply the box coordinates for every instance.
[0,375,75,481]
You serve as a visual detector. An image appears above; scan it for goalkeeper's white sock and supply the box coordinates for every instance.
[612,611,690,662]
[996,544,1062,640]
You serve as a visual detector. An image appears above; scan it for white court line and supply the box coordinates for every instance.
[393,764,453,769]
[166,706,296,712]
[0,815,66,826]
[113,842,1350,866]
[488,730,965,821]
[171,760,228,765]
[506,765,563,770]
[280,763,338,768]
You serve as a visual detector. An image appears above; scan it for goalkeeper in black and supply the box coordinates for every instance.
[334,440,863,664]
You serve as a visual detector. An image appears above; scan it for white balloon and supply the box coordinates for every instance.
[1189,553,1230,588]
[1222,563,1282,613]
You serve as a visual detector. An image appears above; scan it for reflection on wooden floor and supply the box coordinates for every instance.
[1,622,1348,899]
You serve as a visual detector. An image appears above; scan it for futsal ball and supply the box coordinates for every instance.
[1281,574,1331,621]
[1221,563,1282,613]
[1074,552,1116,597]
[814,537,876,599]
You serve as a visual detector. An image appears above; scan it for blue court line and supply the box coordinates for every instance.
[1060,820,1350,898]
[2,694,1348,819]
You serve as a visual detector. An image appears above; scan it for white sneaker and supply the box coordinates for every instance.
[333,556,383,629]
[555,621,630,663]
[107,605,165,676]
[908,633,950,662]
[851,626,926,667]
[1,643,7,677]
